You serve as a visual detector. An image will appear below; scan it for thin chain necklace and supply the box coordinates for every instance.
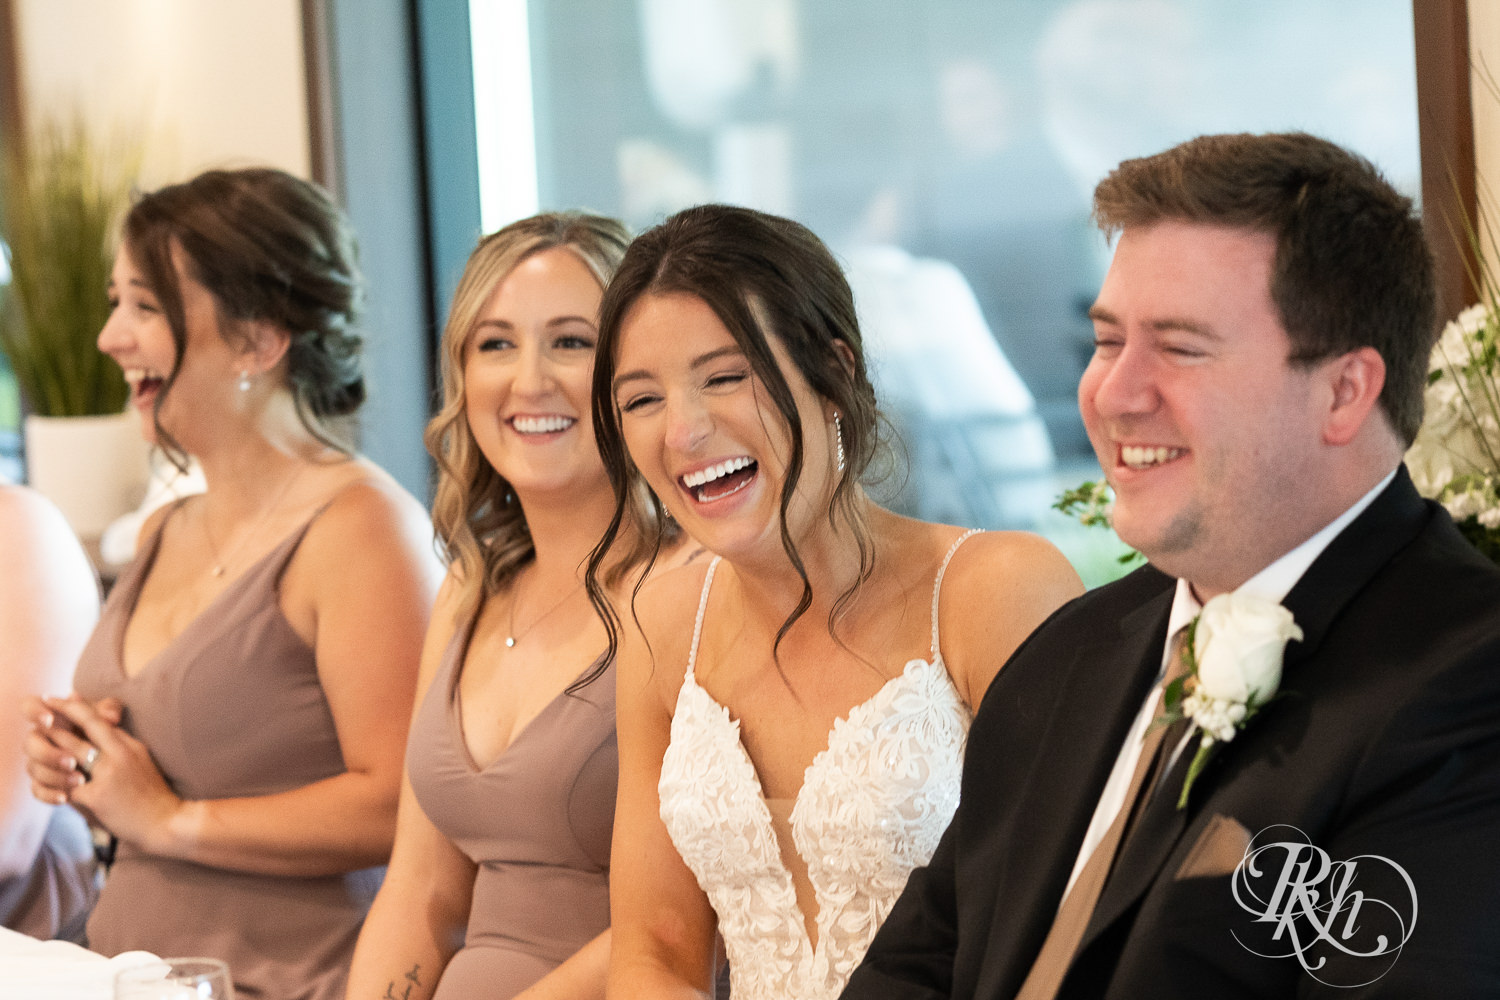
[505,568,586,648]
[202,463,306,578]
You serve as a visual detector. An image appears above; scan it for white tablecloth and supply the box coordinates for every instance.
[0,927,160,999]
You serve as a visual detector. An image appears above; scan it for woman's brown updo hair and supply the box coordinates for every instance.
[121,167,364,461]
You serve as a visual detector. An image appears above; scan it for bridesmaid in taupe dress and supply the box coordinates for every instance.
[346,214,698,1000]
[23,169,439,1000]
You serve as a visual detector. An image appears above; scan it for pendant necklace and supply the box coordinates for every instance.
[505,570,586,648]
[202,463,307,578]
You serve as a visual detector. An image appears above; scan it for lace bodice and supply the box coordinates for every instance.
[658,530,980,1000]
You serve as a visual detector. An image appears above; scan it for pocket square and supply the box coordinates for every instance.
[1174,813,1253,880]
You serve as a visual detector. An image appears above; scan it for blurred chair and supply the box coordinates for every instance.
[847,244,1056,528]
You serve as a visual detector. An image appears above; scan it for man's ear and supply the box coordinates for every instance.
[241,321,293,377]
[1321,346,1386,447]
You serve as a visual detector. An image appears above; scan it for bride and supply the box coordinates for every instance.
[587,204,1084,999]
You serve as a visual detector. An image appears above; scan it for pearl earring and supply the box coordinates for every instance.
[834,412,846,474]
[237,370,252,392]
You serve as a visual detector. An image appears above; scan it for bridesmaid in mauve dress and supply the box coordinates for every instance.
[346,213,699,1000]
[23,169,439,1000]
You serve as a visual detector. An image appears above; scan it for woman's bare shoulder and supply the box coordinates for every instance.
[0,484,63,538]
[304,462,433,555]
[0,484,96,587]
[611,557,714,696]
[314,459,429,528]
[927,526,1084,707]
[295,460,442,598]
[939,527,1080,596]
[628,557,713,639]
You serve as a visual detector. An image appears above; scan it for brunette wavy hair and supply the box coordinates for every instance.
[425,212,631,622]
[586,204,882,662]
[121,168,364,466]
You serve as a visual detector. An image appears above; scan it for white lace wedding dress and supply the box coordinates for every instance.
[658,530,980,1000]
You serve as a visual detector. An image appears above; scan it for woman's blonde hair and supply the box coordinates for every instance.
[425,212,630,621]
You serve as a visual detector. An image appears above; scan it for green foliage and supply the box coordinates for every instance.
[0,355,17,431]
[0,122,136,417]
[1052,479,1113,527]
[1051,478,1145,571]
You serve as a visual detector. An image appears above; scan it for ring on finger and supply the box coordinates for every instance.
[78,745,100,780]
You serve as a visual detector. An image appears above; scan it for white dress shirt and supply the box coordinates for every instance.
[1059,469,1398,901]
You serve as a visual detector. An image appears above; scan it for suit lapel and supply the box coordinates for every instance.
[1280,468,1428,669]
[973,580,1172,999]
[1076,468,1432,957]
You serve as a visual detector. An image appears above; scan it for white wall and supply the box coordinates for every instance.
[13,0,310,185]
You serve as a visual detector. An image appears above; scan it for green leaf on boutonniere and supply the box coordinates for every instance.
[1153,616,1201,729]
[1159,673,1188,723]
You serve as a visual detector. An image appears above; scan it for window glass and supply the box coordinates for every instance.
[474,0,1419,582]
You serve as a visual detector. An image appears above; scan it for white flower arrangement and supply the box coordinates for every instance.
[1406,302,1500,561]
[1161,592,1303,809]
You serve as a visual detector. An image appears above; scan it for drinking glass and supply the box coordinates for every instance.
[114,957,234,999]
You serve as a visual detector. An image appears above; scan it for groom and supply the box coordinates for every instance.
[843,132,1500,998]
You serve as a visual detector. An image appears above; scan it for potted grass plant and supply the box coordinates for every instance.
[0,120,147,540]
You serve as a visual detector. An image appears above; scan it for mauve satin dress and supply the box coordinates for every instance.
[74,505,382,1000]
[406,608,615,1000]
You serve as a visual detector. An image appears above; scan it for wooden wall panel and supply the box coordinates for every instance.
[1414,0,1479,318]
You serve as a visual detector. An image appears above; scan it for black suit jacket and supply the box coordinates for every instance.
[844,469,1500,998]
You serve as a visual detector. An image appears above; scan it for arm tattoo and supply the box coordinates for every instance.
[381,964,422,1000]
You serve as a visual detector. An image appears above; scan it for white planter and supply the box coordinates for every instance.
[24,412,151,541]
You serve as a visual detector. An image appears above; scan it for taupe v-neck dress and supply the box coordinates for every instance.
[405,606,615,1000]
[72,503,382,1000]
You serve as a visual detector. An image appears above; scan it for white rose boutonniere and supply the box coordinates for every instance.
[1162,592,1303,808]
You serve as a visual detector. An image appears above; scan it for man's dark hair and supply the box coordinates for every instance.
[1093,132,1437,445]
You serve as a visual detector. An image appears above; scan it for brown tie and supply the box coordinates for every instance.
[1014,626,1191,1000]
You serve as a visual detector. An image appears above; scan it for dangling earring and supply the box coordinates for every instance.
[834,412,846,474]
[237,370,252,392]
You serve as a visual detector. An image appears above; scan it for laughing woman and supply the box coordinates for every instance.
[347,213,699,1000]
[23,169,438,1000]
[588,205,1084,1000]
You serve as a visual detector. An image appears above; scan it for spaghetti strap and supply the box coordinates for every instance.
[261,481,369,580]
[930,528,983,658]
[141,495,195,552]
[686,557,722,679]
[135,479,367,610]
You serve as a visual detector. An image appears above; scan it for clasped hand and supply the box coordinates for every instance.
[23,694,184,851]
